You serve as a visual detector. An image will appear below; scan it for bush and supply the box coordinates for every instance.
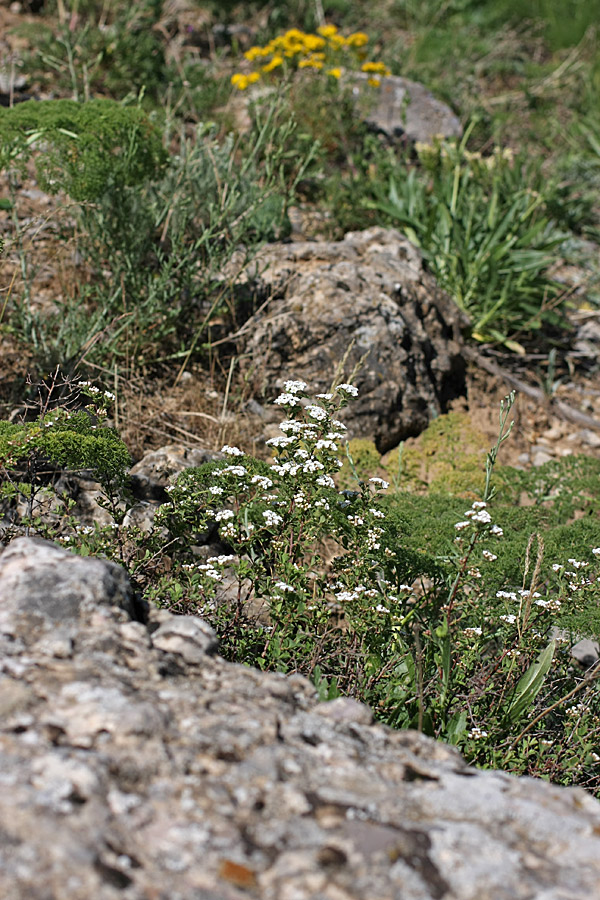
[147,383,600,795]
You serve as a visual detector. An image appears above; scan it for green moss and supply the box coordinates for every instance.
[384,412,489,497]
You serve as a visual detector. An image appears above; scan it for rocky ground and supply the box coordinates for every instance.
[2,536,600,900]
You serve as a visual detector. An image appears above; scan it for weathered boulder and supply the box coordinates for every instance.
[1,537,600,899]
[353,73,462,145]
[129,444,221,502]
[239,227,468,451]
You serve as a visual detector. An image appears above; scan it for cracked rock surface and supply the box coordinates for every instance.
[1,537,600,899]
[238,227,468,452]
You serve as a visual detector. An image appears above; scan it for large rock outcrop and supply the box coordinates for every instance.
[238,227,468,452]
[2,537,600,900]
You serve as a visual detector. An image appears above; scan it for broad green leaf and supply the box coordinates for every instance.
[506,640,555,724]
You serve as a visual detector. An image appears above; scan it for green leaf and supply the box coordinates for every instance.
[505,640,555,725]
[446,710,468,744]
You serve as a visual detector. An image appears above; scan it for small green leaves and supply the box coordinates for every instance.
[0,98,166,201]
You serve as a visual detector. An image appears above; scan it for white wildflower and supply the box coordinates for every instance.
[274,393,301,407]
[303,458,325,473]
[263,510,283,527]
[369,477,389,489]
[221,445,244,456]
[221,465,247,477]
[468,726,488,739]
[316,439,338,451]
[274,581,295,593]
[283,380,308,394]
[251,475,274,490]
[336,383,359,396]
[316,474,335,489]
[266,436,295,448]
[280,420,301,434]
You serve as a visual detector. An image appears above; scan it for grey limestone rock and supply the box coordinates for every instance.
[354,73,462,145]
[239,227,468,451]
[1,538,600,899]
[129,443,222,502]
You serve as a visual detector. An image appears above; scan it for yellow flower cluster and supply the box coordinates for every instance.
[360,60,391,88]
[230,25,388,90]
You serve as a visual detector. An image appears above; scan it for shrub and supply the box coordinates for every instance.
[149,382,600,794]
[0,98,166,201]
[0,379,130,528]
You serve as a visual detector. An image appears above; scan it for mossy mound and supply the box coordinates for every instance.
[383,411,489,497]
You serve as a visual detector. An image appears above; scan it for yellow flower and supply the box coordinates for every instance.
[302,34,326,51]
[327,67,342,79]
[328,33,347,49]
[244,46,265,61]
[231,73,250,90]
[367,76,381,87]
[262,55,284,73]
[317,24,338,37]
[284,28,306,42]
[247,71,260,84]
[346,32,369,47]
[361,61,390,75]
[298,57,323,69]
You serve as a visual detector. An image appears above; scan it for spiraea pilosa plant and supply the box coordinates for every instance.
[153,382,600,794]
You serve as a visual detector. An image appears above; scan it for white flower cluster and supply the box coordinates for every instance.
[263,510,283,527]
[77,381,115,401]
[284,380,307,393]
[369,477,389,490]
[274,393,301,407]
[251,474,274,490]
[221,445,244,456]
[336,383,359,397]
[305,404,328,421]
[220,465,247,478]
[273,581,295,593]
[454,501,503,537]
[197,563,222,581]
[468,726,488,740]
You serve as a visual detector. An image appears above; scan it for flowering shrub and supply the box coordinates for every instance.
[152,383,600,794]
[230,25,390,90]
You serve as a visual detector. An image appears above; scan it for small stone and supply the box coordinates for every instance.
[531,448,554,467]
[580,429,600,448]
